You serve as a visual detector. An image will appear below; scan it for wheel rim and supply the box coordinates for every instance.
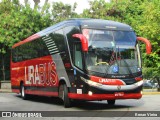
[21,85,25,97]
[62,90,64,101]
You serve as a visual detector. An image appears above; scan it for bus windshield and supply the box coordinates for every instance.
[83,29,141,78]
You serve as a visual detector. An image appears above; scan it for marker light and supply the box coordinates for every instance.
[88,91,93,96]
[135,76,143,81]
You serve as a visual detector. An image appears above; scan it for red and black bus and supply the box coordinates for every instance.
[11,19,151,107]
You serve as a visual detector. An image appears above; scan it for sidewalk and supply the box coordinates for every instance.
[0,89,12,93]
[142,88,160,95]
[0,81,11,92]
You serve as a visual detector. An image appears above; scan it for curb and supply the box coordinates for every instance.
[142,92,160,95]
[0,89,12,93]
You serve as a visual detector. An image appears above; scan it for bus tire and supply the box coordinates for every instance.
[59,84,71,108]
[107,100,115,105]
[20,83,28,100]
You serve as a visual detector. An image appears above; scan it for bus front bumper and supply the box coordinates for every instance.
[68,92,142,101]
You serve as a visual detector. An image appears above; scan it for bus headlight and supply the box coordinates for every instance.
[80,77,102,87]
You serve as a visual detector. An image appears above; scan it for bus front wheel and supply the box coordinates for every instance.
[59,84,71,108]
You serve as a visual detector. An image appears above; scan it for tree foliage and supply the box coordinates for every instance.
[0,0,51,80]
[51,2,77,23]
[0,0,52,53]
[0,0,159,82]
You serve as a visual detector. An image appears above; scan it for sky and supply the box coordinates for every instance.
[20,0,110,14]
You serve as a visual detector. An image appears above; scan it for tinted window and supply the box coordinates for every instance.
[12,38,50,62]
[74,43,83,69]
[64,26,80,59]
[42,34,59,55]
[49,29,65,53]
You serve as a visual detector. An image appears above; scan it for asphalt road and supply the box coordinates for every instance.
[0,93,160,120]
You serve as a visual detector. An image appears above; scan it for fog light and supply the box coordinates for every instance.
[141,91,143,95]
[88,91,93,96]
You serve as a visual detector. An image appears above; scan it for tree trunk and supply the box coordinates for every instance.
[33,0,40,9]
[44,0,48,5]
[24,0,29,6]
[156,77,160,91]
[2,55,5,81]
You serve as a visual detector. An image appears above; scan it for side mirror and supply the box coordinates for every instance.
[72,34,88,52]
[137,37,152,54]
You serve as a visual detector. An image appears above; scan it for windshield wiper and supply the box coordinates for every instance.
[118,49,135,78]
[88,69,106,77]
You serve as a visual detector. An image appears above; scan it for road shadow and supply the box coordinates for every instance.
[71,100,140,110]
[15,94,63,106]
[15,94,143,110]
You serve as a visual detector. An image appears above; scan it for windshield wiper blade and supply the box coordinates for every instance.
[88,69,106,77]
[120,56,135,78]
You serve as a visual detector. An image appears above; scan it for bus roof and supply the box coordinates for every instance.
[68,18,133,31]
[12,18,133,48]
[38,18,133,36]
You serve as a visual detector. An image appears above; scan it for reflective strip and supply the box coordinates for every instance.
[12,67,20,70]
[48,48,58,51]
[45,41,55,45]
[42,37,52,41]
[48,46,57,49]
[47,44,56,47]
[50,51,59,54]
[44,39,53,42]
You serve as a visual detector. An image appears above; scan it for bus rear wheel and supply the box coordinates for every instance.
[59,84,71,108]
[20,83,28,100]
[107,100,115,105]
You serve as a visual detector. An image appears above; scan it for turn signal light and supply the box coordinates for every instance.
[135,77,143,81]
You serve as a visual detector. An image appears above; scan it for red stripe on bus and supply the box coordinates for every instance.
[12,89,20,93]
[25,90,58,97]
[12,34,40,48]
[68,93,142,100]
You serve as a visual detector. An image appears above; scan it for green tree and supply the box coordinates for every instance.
[33,0,40,9]
[0,0,22,80]
[81,0,126,21]
[51,2,78,23]
[138,0,160,87]
[0,0,52,80]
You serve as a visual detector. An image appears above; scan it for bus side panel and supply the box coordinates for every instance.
[11,61,22,93]
[11,55,60,97]
[51,54,71,87]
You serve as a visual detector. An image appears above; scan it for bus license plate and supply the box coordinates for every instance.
[115,92,124,97]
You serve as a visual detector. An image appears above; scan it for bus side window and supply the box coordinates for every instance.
[12,38,50,63]
[74,43,83,69]
[12,48,18,62]
[64,26,81,63]
[53,29,65,53]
